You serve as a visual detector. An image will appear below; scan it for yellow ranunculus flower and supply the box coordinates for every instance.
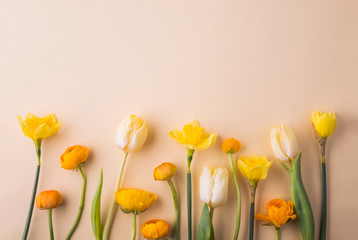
[141,219,170,239]
[238,155,272,183]
[312,111,336,138]
[17,113,62,141]
[222,138,241,154]
[255,199,296,228]
[169,120,217,151]
[36,190,63,210]
[154,162,177,181]
[60,145,89,170]
[115,189,157,214]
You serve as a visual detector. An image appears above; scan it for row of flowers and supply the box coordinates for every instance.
[17,112,336,240]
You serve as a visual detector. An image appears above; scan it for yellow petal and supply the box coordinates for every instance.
[34,123,51,139]
[169,130,185,144]
[17,115,35,139]
[196,132,217,151]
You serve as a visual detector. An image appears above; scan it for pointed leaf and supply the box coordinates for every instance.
[91,168,103,240]
[197,203,215,240]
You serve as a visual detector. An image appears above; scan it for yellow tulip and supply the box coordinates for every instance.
[36,190,63,210]
[255,199,296,228]
[115,189,157,214]
[169,119,217,151]
[17,113,62,141]
[312,111,336,138]
[238,155,272,186]
[154,162,177,181]
[60,145,89,170]
[141,219,170,239]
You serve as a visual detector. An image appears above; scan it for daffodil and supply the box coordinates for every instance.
[312,111,336,138]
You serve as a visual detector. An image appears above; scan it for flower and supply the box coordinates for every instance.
[271,125,299,161]
[169,120,217,151]
[200,166,229,208]
[17,113,62,141]
[36,190,63,210]
[60,145,89,170]
[115,189,157,214]
[312,111,336,138]
[141,219,170,239]
[222,138,241,154]
[238,155,272,184]
[115,115,148,153]
[154,162,176,181]
[255,199,296,228]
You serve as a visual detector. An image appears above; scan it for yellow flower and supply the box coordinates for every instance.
[312,111,336,138]
[17,113,62,141]
[222,138,241,154]
[169,120,217,151]
[141,219,170,239]
[255,199,296,228]
[60,145,89,170]
[115,189,157,214]
[36,190,63,210]
[154,162,176,181]
[238,155,272,184]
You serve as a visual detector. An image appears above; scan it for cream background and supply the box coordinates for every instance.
[1,0,358,239]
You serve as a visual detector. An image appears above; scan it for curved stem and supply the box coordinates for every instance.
[103,152,128,240]
[229,153,241,240]
[276,228,280,240]
[131,214,136,240]
[168,179,180,240]
[320,141,327,240]
[249,184,256,240]
[48,209,54,240]
[66,165,86,240]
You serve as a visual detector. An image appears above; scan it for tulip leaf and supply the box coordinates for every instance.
[281,162,291,174]
[91,168,103,240]
[197,203,215,240]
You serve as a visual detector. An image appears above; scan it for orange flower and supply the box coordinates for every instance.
[154,162,176,181]
[36,190,63,210]
[222,138,241,154]
[60,145,89,170]
[255,199,296,228]
[141,219,170,239]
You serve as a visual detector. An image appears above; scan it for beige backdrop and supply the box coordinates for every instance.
[1,0,358,239]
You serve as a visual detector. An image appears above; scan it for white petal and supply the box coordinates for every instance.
[200,166,213,205]
[126,122,148,153]
[115,115,133,151]
[281,125,299,159]
[271,126,289,161]
[210,168,229,208]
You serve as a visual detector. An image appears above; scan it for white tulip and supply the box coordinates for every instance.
[115,115,148,153]
[200,166,229,208]
[271,125,299,161]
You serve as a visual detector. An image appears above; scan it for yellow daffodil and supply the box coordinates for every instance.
[222,138,241,154]
[154,162,177,181]
[238,155,272,185]
[60,145,89,170]
[312,111,336,138]
[115,188,157,214]
[141,219,170,239]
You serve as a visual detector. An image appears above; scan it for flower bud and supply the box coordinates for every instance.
[271,125,299,161]
[115,115,148,153]
[222,138,241,154]
[115,188,157,214]
[312,111,336,138]
[36,190,63,210]
[141,219,170,239]
[154,162,176,181]
[60,145,89,170]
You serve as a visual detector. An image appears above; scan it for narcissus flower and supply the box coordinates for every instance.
[154,162,176,181]
[238,155,272,185]
[222,138,241,154]
[312,111,336,138]
[17,113,62,141]
[255,199,296,228]
[60,145,89,170]
[36,190,63,210]
[141,219,170,239]
[115,115,148,153]
[169,120,217,151]
[115,189,157,214]
[271,125,299,161]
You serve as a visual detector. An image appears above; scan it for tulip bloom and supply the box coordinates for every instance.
[169,120,217,240]
[115,189,157,240]
[103,115,148,240]
[271,125,299,161]
[36,190,63,240]
[312,111,336,240]
[255,199,296,240]
[17,113,62,240]
[141,219,170,240]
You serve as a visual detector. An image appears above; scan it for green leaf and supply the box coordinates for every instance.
[91,168,103,240]
[280,161,291,174]
[197,204,215,240]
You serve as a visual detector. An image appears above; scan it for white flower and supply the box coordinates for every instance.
[271,125,299,161]
[200,166,228,208]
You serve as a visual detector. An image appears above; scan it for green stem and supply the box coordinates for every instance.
[249,184,256,240]
[168,179,180,240]
[22,142,42,240]
[66,165,86,240]
[131,214,136,240]
[209,207,214,220]
[276,228,280,240]
[320,141,327,240]
[187,149,194,240]
[48,209,54,240]
[103,152,129,240]
[229,153,241,240]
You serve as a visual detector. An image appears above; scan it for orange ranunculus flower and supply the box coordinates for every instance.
[255,199,296,228]
[115,189,157,214]
[141,219,170,239]
[60,145,89,170]
[154,162,176,181]
[222,138,241,154]
[36,190,63,210]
